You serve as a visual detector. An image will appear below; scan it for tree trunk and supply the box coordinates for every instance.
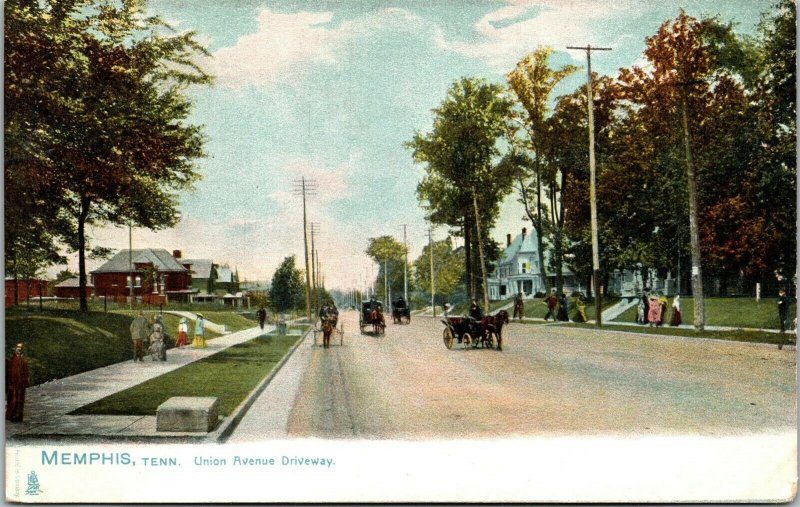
[464,216,474,300]
[78,196,90,312]
[472,189,490,313]
[12,255,19,306]
[554,229,564,294]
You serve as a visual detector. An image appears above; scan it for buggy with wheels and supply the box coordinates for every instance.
[313,315,344,347]
[359,299,386,335]
[391,298,411,324]
[440,309,509,350]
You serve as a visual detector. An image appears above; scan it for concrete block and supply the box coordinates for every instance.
[156,397,220,432]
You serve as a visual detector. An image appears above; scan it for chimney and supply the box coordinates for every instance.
[522,227,527,238]
[173,250,182,259]
[506,234,512,247]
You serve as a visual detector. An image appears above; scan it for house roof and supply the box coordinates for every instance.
[499,230,540,265]
[55,277,93,288]
[182,259,215,279]
[91,249,188,274]
[217,266,234,283]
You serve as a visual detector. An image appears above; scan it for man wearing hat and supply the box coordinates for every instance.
[130,310,150,362]
[6,343,30,422]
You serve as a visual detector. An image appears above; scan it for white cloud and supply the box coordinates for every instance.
[210,8,422,88]
[437,0,633,70]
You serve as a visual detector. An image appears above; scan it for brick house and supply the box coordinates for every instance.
[4,278,49,307]
[91,249,192,303]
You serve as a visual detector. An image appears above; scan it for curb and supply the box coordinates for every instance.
[210,326,312,443]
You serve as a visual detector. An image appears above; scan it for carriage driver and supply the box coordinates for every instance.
[318,304,328,324]
[469,300,484,321]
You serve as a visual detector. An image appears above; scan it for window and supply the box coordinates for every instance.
[126,275,142,287]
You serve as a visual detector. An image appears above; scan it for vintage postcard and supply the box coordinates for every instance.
[4,0,797,503]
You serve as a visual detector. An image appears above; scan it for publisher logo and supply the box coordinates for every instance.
[25,471,43,496]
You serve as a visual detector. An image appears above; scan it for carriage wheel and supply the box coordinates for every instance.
[443,328,454,349]
[462,333,472,350]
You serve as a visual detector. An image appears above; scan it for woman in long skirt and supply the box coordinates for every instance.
[658,294,668,326]
[647,296,661,327]
[670,295,682,326]
[192,314,207,349]
[176,317,189,347]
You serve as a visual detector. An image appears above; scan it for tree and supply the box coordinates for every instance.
[412,237,465,304]
[5,0,212,311]
[269,256,305,314]
[506,46,578,294]
[409,77,514,304]
[365,236,408,303]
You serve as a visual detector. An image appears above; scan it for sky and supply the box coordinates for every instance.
[69,0,769,290]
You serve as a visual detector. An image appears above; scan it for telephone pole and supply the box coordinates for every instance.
[402,224,409,302]
[567,44,611,327]
[310,222,320,315]
[292,177,317,321]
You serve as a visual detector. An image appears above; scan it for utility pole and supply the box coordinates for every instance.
[384,257,389,306]
[428,227,436,317]
[567,44,611,327]
[310,222,320,315]
[402,224,408,302]
[675,80,706,331]
[292,177,317,321]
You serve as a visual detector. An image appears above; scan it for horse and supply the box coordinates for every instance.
[370,309,385,334]
[322,318,334,348]
[481,310,509,351]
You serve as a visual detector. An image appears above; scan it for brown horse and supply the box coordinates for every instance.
[322,318,334,348]
[370,309,385,334]
[481,309,509,351]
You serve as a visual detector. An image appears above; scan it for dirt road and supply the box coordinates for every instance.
[287,310,796,439]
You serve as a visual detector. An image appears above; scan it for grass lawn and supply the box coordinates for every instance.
[565,322,793,345]
[6,308,147,385]
[613,297,796,329]
[192,311,256,332]
[71,334,299,417]
[523,296,619,320]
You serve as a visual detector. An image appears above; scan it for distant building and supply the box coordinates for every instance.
[91,248,192,303]
[215,265,240,294]
[488,228,578,300]
[4,278,49,307]
[53,277,93,299]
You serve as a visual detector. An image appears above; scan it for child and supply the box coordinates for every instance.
[176,317,189,348]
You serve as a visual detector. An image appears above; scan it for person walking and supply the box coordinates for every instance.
[513,293,525,321]
[257,307,267,330]
[544,290,558,321]
[647,295,661,327]
[641,288,650,325]
[149,315,167,361]
[636,297,645,324]
[193,314,207,349]
[669,295,682,326]
[176,317,189,348]
[6,343,30,422]
[130,310,150,362]
[443,303,451,317]
[557,292,569,322]
[572,292,588,322]
[658,294,668,327]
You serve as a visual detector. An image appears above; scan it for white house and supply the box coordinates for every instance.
[488,227,579,301]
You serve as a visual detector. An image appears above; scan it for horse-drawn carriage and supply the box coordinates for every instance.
[359,299,386,335]
[391,299,411,324]
[314,314,344,347]
[441,310,509,351]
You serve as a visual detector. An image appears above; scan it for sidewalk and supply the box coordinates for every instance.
[7,323,273,440]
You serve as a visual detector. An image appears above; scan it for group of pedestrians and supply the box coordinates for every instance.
[129,311,207,362]
[637,290,681,327]
[543,289,588,323]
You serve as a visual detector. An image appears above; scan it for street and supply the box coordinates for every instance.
[285,310,796,439]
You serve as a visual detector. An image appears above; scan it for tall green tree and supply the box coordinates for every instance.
[269,256,305,314]
[412,237,465,304]
[506,46,578,293]
[5,0,212,311]
[409,77,513,301]
[365,236,408,303]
